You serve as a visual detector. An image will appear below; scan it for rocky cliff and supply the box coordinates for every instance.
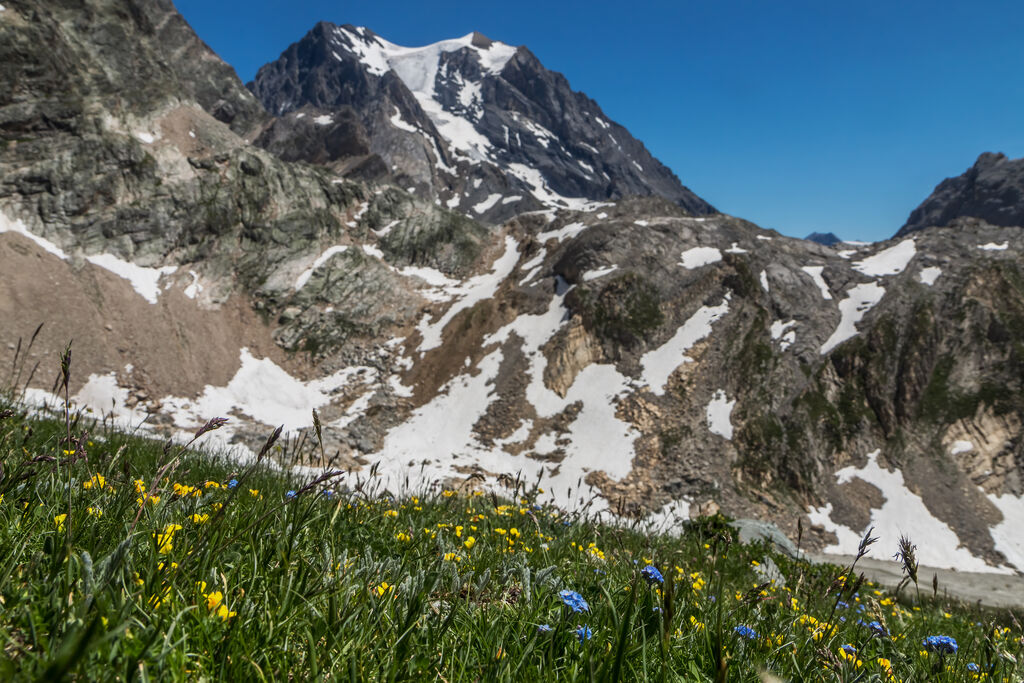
[1,0,1022,576]
[898,152,1024,236]
[246,23,714,224]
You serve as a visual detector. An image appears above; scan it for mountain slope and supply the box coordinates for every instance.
[246,23,714,223]
[0,0,1022,577]
[897,152,1024,237]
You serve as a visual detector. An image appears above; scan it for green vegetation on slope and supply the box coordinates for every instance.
[0,391,1020,681]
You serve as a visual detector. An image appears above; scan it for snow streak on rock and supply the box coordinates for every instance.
[807,450,1010,573]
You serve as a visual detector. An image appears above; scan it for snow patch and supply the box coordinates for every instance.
[473,193,502,214]
[679,246,722,270]
[725,242,748,254]
[759,270,770,292]
[582,265,619,282]
[807,450,1010,573]
[85,253,177,305]
[640,296,730,395]
[416,236,519,351]
[389,108,418,132]
[771,320,797,351]
[0,212,68,260]
[184,270,203,299]
[537,221,587,244]
[820,281,886,354]
[949,440,974,455]
[801,266,832,300]
[852,239,916,277]
[706,390,736,440]
[979,242,1009,251]
[295,246,349,290]
[918,266,942,285]
[987,493,1024,571]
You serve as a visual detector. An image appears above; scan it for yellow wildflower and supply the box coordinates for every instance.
[464,536,476,550]
[205,591,224,610]
[82,473,106,490]
[395,532,410,542]
[87,507,102,518]
[190,513,209,524]
[54,514,67,532]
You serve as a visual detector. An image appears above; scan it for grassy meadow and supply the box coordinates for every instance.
[0,354,1021,680]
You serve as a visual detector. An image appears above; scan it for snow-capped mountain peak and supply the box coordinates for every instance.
[248,21,715,223]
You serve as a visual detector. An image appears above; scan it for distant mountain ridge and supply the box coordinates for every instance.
[246,22,715,223]
[897,152,1024,236]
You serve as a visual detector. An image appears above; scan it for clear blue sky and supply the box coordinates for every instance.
[176,0,1024,242]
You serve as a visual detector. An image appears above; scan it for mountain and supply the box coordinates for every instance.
[897,152,1024,237]
[805,232,842,246]
[246,23,714,224]
[1,0,1023,575]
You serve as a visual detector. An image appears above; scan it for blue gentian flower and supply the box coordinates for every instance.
[841,644,857,656]
[734,625,758,640]
[922,635,958,655]
[322,489,334,499]
[286,490,297,499]
[537,624,553,633]
[227,479,238,489]
[967,663,980,673]
[575,625,593,642]
[641,565,664,584]
[559,589,590,613]
[867,621,888,637]
[836,600,849,609]
[652,606,663,614]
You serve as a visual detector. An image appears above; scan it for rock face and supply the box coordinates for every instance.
[2,0,1024,576]
[246,23,715,224]
[897,152,1024,236]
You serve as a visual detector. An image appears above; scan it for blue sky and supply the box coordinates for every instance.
[176,0,1024,242]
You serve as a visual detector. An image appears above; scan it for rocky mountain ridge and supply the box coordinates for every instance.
[898,152,1024,236]
[246,22,714,224]
[1,0,1023,577]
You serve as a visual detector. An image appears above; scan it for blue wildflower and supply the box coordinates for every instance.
[836,600,849,609]
[537,624,553,634]
[967,663,980,673]
[575,625,593,642]
[322,489,334,499]
[227,479,238,489]
[841,644,857,657]
[652,606,663,614]
[286,490,297,499]
[734,625,758,640]
[922,635,958,655]
[559,589,590,613]
[641,565,664,584]
[867,621,889,637]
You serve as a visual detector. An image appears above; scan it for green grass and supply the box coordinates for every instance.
[0,395,1021,681]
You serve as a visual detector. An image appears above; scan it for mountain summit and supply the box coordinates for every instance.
[897,152,1024,237]
[247,22,714,223]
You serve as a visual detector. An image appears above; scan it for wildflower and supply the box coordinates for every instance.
[228,479,238,489]
[836,600,849,609]
[384,509,398,518]
[867,621,889,637]
[641,565,664,585]
[967,663,980,672]
[82,473,106,490]
[559,589,590,613]
[374,582,393,597]
[190,513,209,524]
[249,489,261,498]
[153,524,182,554]
[922,635,958,655]
[575,625,593,642]
[285,490,297,499]
[203,480,221,489]
[464,536,476,550]
[442,553,461,562]
[395,532,410,542]
[689,616,705,631]
[134,479,147,494]
[54,514,67,531]
[87,506,102,517]
[537,624,553,633]
[216,604,237,621]
[136,494,160,507]
[205,591,224,610]
[734,625,758,640]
